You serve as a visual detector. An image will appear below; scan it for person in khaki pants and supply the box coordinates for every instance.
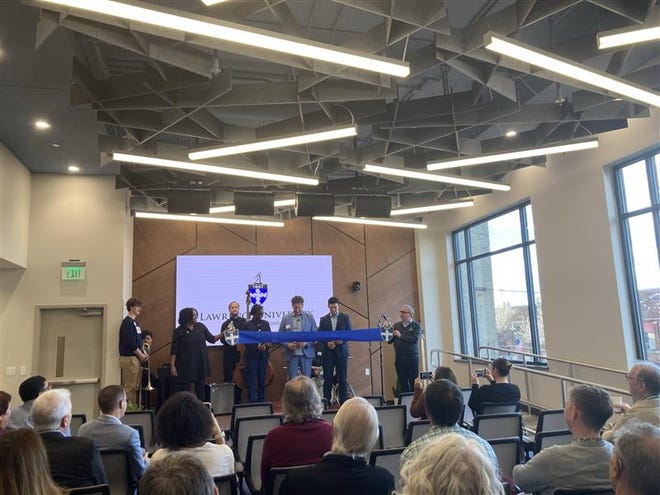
[118,298,148,405]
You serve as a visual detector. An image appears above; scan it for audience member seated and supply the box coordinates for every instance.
[397,433,504,495]
[609,421,659,495]
[468,358,520,415]
[261,375,332,485]
[401,379,497,468]
[0,391,11,436]
[513,384,614,494]
[32,388,107,488]
[7,374,49,430]
[78,385,149,480]
[279,397,394,495]
[151,391,235,477]
[603,361,660,442]
[0,428,66,495]
[139,452,218,495]
[410,366,457,419]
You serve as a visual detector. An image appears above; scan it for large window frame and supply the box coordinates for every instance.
[613,147,660,363]
[453,201,545,364]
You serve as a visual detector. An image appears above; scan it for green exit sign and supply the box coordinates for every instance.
[61,261,86,281]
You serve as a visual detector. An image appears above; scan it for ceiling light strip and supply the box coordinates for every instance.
[37,0,410,77]
[427,138,599,170]
[135,211,284,227]
[485,33,660,108]
[363,164,511,192]
[209,198,296,214]
[112,153,319,186]
[390,201,475,216]
[189,126,357,160]
[598,25,660,49]
[313,216,427,229]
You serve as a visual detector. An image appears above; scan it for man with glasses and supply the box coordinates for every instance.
[603,361,660,442]
[388,305,422,393]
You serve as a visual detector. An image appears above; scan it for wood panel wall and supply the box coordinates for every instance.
[132,217,419,402]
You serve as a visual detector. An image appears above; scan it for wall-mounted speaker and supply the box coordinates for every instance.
[166,190,210,214]
[295,193,335,217]
[353,195,392,218]
[234,191,274,216]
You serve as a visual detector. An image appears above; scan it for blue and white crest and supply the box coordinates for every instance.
[248,272,268,305]
[378,314,394,342]
[223,320,240,346]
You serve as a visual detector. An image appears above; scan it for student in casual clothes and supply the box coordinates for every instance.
[468,357,520,415]
[410,366,457,419]
[6,375,49,430]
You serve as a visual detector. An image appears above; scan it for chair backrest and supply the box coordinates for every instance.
[488,437,522,479]
[245,434,267,494]
[375,405,407,448]
[480,402,519,415]
[120,410,155,451]
[231,403,274,433]
[99,448,133,495]
[361,395,385,407]
[473,412,523,440]
[552,490,614,495]
[536,409,567,433]
[70,413,87,436]
[127,424,145,449]
[369,447,405,488]
[320,409,337,423]
[374,424,384,450]
[404,420,431,445]
[397,392,415,425]
[263,465,312,495]
[534,430,573,454]
[210,383,235,415]
[213,474,238,495]
[68,485,111,495]
[234,414,283,463]
[461,389,474,427]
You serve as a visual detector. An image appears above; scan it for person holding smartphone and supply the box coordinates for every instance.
[468,357,520,415]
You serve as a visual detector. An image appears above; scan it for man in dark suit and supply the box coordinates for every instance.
[32,388,107,488]
[318,296,352,405]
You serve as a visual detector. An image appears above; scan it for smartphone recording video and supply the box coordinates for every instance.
[419,371,433,380]
[475,369,486,377]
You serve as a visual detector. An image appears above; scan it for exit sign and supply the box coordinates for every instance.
[61,261,87,281]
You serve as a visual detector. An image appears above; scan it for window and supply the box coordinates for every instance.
[614,150,660,364]
[453,203,545,362]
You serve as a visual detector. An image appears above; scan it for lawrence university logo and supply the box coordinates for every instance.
[248,272,268,305]
[378,314,394,343]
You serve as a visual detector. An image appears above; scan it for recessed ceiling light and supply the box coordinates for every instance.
[505,130,517,138]
[34,120,51,130]
[52,143,61,148]
[67,165,80,173]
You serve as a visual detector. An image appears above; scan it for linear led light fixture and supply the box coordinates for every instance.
[112,153,319,186]
[390,200,475,216]
[313,216,427,230]
[200,0,227,5]
[363,164,511,192]
[484,33,660,108]
[209,198,296,214]
[135,211,284,227]
[36,0,410,78]
[598,24,660,49]
[189,126,357,160]
[427,138,599,170]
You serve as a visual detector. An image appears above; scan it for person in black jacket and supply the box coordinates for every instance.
[243,304,271,403]
[318,296,352,405]
[468,357,521,415]
[220,301,247,404]
[388,304,422,393]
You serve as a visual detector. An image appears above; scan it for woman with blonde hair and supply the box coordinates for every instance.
[398,433,504,495]
[0,428,65,495]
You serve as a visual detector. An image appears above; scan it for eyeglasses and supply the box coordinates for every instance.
[399,310,410,314]
[625,373,643,383]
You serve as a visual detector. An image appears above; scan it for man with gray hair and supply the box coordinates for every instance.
[603,361,660,442]
[32,388,106,488]
[610,422,660,495]
[513,384,614,494]
[388,304,422,393]
[140,453,218,495]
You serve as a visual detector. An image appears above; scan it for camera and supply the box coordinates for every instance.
[475,369,487,377]
[419,371,433,380]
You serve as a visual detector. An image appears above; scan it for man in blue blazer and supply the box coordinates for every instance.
[318,296,352,405]
[78,385,148,482]
[279,295,318,380]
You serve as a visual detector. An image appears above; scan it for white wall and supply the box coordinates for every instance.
[416,110,659,403]
[0,171,132,399]
[0,144,31,269]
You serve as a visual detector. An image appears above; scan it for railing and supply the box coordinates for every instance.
[429,348,631,411]
[478,345,627,379]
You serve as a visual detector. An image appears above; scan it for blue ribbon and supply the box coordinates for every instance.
[238,329,382,344]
